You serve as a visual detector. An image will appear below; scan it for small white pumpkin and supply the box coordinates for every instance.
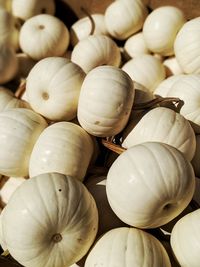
[0,87,30,111]
[70,14,109,46]
[77,65,135,137]
[71,35,121,73]
[143,6,186,56]
[85,227,171,267]
[0,7,14,44]
[0,44,18,84]
[122,54,166,92]
[163,57,183,77]
[12,0,55,21]
[174,17,200,74]
[106,142,195,228]
[0,108,48,177]
[26,57,85,121]
[0,172,98,267]
[122,107,196,161]
[85,175,125,236]
[0,209,7,251]
[0,0,12,11]
[105,0,148,40]
[29,122,94,181]
[171,209,200,267]
[124,32,150,58]
[19,14,70,60]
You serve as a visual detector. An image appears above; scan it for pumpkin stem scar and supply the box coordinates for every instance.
[42,92,49,100]
[80,7,95,35]
[52,233,62,243]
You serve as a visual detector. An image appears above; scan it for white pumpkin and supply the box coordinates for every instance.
[0,172,98,267]
[29,122,94,181]
[106,142,195,228]
[124,31,150,58]
[122,107,196,161]
[122,54,166,92]
[85,175,125,236]
[0,87,30,111]
[19,14,69,60]
[0,108,48,177]
[12,0,55,21]
[143,6,186,56]
[171,209,200,267]
[0,0,12,11]
[0,44,18,84]
[70,14,109,46]
[174,17,200,74]
[0,7,14,44]
[26,57,85,121]
[165,74,200,128]
[0,209,7,251]
[77,65,135,137]
[163,57,183,77]
[71,35,121,73]
[85,227,171,267]
[105,0,148,40]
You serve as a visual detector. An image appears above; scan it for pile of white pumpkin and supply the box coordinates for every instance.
[0,0,200,266]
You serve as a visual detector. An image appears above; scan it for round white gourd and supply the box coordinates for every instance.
[124,32,150,58]
[0,7,14,44]
[0,209,7,251]
[19,14,69,60]
[29,122,94,181]
[165,74,200,128]
[0,173,98,267]
[174,17,200,74]
[85,227,171,267]
[77,65,135,137]
[71,35,121,73]
[105,0,148,40]
[0,0,11,11]
[85,175,125,236]
[0,108,48,177]
[122,107,196,161]
[26,57,85,121]
[171,209,200,267]
[0,44,18,84]
[143,6,186,56]
[122,54,166,92]
[163,57,183,77]
[70,14,109,46]
[106,142,195,228]
[12,0,55,21]
[0,87,30,111]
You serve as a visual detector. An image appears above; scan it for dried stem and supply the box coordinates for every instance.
[102,139,126,154]
[133,96,184,110]
[81,7,95,35]
[14,80,26,99]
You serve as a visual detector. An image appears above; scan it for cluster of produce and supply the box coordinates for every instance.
[0,0,200,266]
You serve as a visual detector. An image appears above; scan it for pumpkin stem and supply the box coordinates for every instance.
[52,233,62,243]
[14,80,26,99]
[81,7,95,35]
[101,139,126,154]
[133,96,184,111]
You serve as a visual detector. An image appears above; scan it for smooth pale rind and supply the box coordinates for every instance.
[0,7,14,43]
[77,65,135,137]
[122,107,196,161]
[71,35,121,73]
[143,6,186,56]
[0,87,30,111]
[1,173,98,267]
[70,14,109,46]
[122,54,166,92]
[0,209,7,250]
[105,0,148,40]
[0,108,48,177]
[12,0,55,21]
[171,209,200,267]
[26,57,85,121]
[29,122,94,181]
[85,227,171,267]
[19,14,69,60]
[106,142,195,228]
[163,57,183,77]
[124,32,150,58]
[174,17,200,74]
